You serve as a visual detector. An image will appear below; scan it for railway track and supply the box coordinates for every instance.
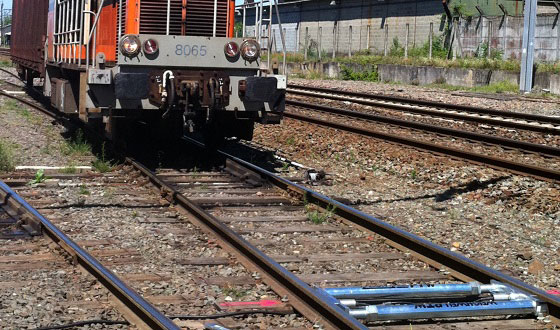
[283,101,560,184]
[3,143,558,329]
[287,99,560,158]
[287,84,560,134]
[1,72,559,328]
[0,179,179,329]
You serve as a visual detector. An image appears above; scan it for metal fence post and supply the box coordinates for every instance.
[272,29,277,53]
[384,24,389,56]
[453,19,458,60]
[557,18,560,61]
[520,0,537,93]
[348,26,352,57]
[487,20,493,58]
[333,23,337,59]
[503,16,508,60]
[429,22,433,59]
[318,26,322,61]
[296,23,300,53]
[366,25,371,51]
[304,26,309,61]
[405,23,409,58]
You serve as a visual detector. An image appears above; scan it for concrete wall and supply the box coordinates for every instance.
[238,0,560,61]
[238,0,445,56]
[458,14,560,61]
[286,62,560,94]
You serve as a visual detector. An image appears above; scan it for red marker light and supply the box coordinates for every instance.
[224,41,239,58]
[143,39,159,55]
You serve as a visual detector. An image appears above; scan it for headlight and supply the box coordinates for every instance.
[240,39,260,62]
[120,35,141,57]
[143,39,159,55]
[224,41,240,58]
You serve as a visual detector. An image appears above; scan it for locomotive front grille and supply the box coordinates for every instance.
[185,0,228,37]
[138,0,229,37]
[115,2,127,64]
[140,0,183,35]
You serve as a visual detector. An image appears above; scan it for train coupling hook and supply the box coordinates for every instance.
[162,70,175,103]
[162,70,175,119]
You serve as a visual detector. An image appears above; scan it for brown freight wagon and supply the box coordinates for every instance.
[11,0,49,83]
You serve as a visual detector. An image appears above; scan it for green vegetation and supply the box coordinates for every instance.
[428,80,519,94]
[0,100,41,124]
[92,143,114,173]
[0,139,14,172]
[29,169,47,184]
[335,53,520,72]
[92,158,113,173]
[0,99,19,114]
[61,129,91,156]
[20,109,31,119]
[222,287,248,299]
[79,184,90,195]
[451,3,476,19]
[536,62,560,74]
[234,22,243,37]
[305,201,337,224]
[276,27,560,77]
[340,64,378,81]
[59,164,77,174]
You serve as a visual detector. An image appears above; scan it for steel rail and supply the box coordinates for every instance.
[126,156,368,330]
[287,99,560,158]
[0,67,21,79]
[282,110,560,184]
[0,181,180,330]
[287,84,560,132]
[215,149,560,323]
[0,90,63,121]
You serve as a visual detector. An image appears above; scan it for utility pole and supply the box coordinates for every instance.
[520,0,537,93]
[1,2,4,46]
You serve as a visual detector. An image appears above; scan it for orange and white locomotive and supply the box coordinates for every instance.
[12,0,286,143]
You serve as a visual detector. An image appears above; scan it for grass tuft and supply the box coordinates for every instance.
[59,165,77,174]
[0,139,15,172]
[428,80,519,94]
[340,65,378,82]
[61,130,91,156]
[305,200,337,224]
[92,143,115,173]
[79,184,90,195]
[222,287,248,299]
[29,169,47,185]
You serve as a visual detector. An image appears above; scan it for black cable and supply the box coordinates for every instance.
[168,310,293,320]
[33,310,294,329]
[33,319,129,330]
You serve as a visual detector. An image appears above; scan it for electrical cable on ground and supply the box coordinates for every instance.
[33,310,295,329]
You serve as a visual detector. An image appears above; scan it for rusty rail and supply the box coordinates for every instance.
[126,156,368,330]
[0,181,180,330]
[213,147,560,325]
[288,84,560,134]
[282,109,560,184]
[287,99,560,158]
